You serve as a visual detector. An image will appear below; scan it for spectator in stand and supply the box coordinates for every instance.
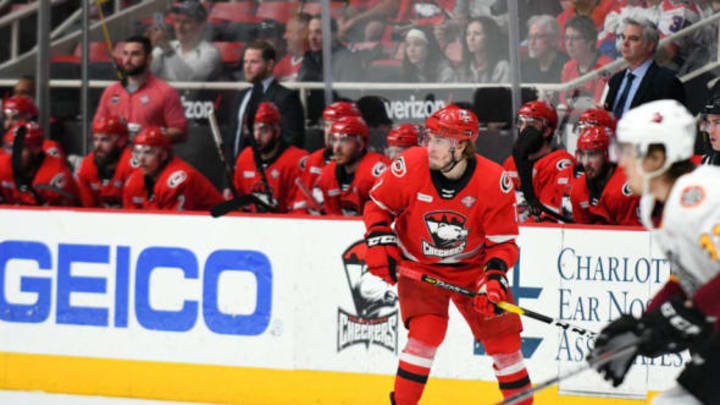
[700,94,720,165]
[123,126,222,211]
[13,75,35,99]
[570,125,640,225]
[401,27,455,83]
[522,15,569,83]
[455,16,509,83]
[503,101,576,223]
[313,116,389,216]
[337,0,399,42]
[94,36,187,143]
[76,116,137,208]
[557,0,616,46]
[148,0,221,82]
[603,17,685,119]
[598,0,648,59]
[275,13,311,82]
[234,102,307,213]
[385,123,420,160]
[0,122,79,206]
[227,40,305,160]
[560,16,613,108]
[1,95,65,160]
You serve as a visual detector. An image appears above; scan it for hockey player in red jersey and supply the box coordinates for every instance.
[589,100,720,405]
[314,116,389,216]
[570,125,640,225]
[302,101,362,189]
[364,105,532,405]
[76,115,137,208]
[123,126,222,210]
[233,102,307,213]
[0,121,78,206]
[503,100,575,222]
[385,123,420,161]
[2,95,64,159]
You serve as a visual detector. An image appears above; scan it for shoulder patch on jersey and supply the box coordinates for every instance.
[372,161,387,177]
[680,185,705,208]
[622,182,633,197]
[556,159,573,171]
[130,154,140,168]
[167,170,188,188]
[270,169,280,179]
[299,155,308,171]
[50,173,67,189]
[500,171,513,194]
[45,147,60,158]
[461,196,476,208]
[391,157,406,177]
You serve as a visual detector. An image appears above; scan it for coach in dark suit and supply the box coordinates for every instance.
[226,40,305,160]
[603,17,685,119]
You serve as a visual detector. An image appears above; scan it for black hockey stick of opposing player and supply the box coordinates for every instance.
[495,332,649,405]
[398,266,598,339]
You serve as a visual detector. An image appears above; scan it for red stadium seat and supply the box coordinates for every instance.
[256,1,299,23]
[213,42,245,64]
[208,2,259,24]
[74,42,114,63]
[302,1,346,18]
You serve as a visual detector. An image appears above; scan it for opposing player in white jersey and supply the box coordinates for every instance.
[589,100,720,405]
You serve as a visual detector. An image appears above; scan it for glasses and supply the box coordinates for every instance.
[528,34,550,42]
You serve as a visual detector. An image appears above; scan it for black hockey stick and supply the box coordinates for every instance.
[208,107,239,199]
[495,332,649,405]
[210,194,276,218]
[398,266,598,339]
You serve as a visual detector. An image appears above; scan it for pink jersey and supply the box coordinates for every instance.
[94,74,187,135]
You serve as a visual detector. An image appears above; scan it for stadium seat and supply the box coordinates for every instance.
[301,1,345,18]
[213,42,244,64]
[256,1,299,23]
[74,42,114,63]
[207,2,259,24]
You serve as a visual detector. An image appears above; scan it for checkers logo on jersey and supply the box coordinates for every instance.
[167,170,187,188]
[337,240,399,353]
[556,159,573,171]
[622,182,633,197]
[500,171,513,194]
[680,185,705,208]
[422,211,469,258]
[391,156,407,177]
[372,162,387,177]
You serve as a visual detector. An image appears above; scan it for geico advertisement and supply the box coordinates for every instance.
[0,209,299,368]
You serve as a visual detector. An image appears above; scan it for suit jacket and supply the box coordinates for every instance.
[226,78,305,158]
[603,61,686,112]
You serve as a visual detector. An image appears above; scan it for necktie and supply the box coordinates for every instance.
[613,72,635,119]
[235,82,264,157]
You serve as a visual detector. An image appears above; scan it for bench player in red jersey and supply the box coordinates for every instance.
[2,95,65,159]
[76,115,137,208]
[363,105,532,405]
[570,125,640,225]
[384,123,420,161]
[123,126,222,210]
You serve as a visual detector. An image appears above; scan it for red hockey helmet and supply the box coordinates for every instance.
[577,108,617,131]
[330,116,369,141]
[3,95,38,117]
[3,121,45,148]
[576,125,612,159]
[92,115,129,137]
[387,124,420,147]
[254,102,281,125]
[322,101,361,121]
[133,126,171,150]
[425,105,479,142]
[517,101,558,131]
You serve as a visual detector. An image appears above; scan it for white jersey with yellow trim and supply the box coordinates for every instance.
[640,165,720,296]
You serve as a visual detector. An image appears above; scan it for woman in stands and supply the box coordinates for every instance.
[400,27,455,83]
[454,16,510,83]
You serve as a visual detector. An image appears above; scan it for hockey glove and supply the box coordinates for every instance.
[474,260,509,316]
[590,315,641,387]
[364,226,401,286]
[636,296,712,358]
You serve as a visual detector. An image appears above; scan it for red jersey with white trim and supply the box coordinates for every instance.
[302,147,332,188]
[273,54,304,82]
[315,151,389,216]
[503,149,576,223]
[76,148,137,208]
[560,54,614,105]
[365,147,519,285]
[233,144,308,213]
[570,165,641,225]
[94,74,187,135]
[0,153,79,206]
[123,156,222,210]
